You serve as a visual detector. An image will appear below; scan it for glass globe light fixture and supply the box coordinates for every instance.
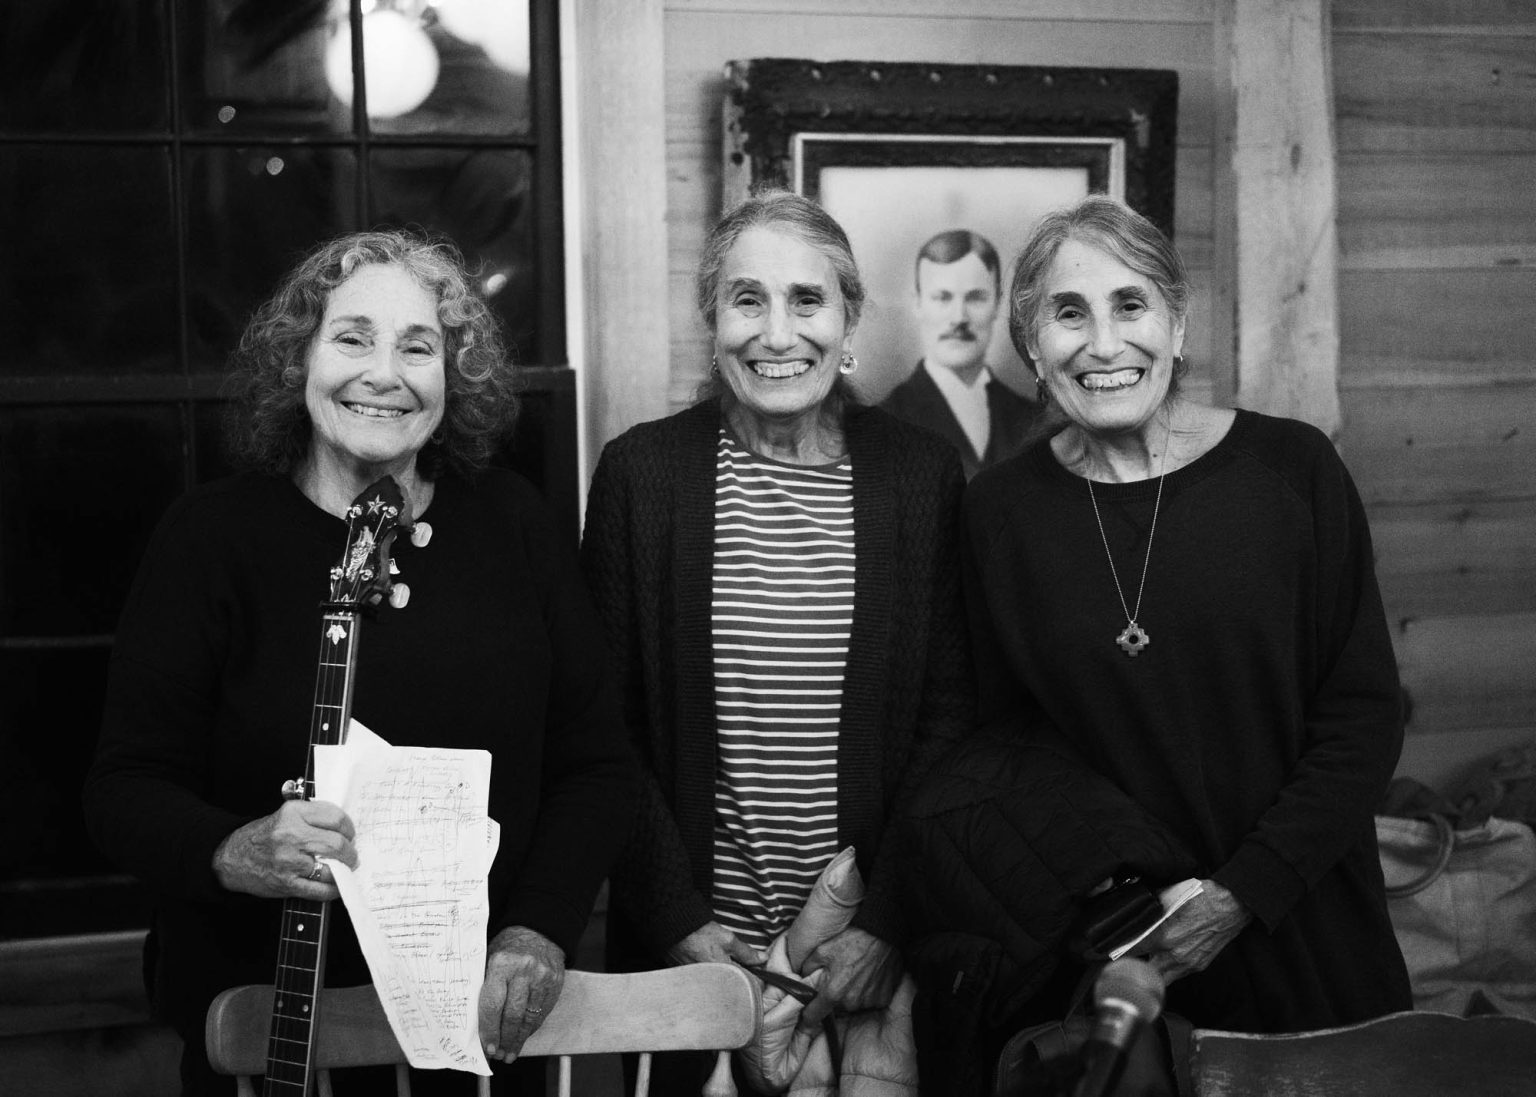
[325,8,440,120]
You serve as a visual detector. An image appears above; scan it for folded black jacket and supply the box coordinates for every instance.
[897,726,1198,1096]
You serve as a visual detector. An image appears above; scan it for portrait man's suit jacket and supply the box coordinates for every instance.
[880,362,1041,480]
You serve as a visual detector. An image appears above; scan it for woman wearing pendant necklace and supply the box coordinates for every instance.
[957,195,1410,1035]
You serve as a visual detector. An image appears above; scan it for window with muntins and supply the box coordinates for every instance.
[0,0,572,939]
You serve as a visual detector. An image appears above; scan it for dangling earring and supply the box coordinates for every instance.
[710,354,719,376]
[839,352,858,376]
[1034,373,1050,404]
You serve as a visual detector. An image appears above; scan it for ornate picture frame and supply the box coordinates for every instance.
[722,59,1178,399]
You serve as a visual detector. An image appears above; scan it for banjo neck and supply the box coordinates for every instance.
[260,479,407,1096]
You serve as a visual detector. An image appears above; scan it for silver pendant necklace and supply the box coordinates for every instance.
[1086,442,1167,658]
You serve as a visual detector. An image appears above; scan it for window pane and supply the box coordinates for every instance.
[183,146,358,367]
[0,641,156,937]
[179,0,349,137]
[0,405,184,636]
[195,400,239,483]
[0,1,168,133]
[370,147,537,355]
[0,146,178,376]
[366,0,532,137]
[1,646,113,878]
[491,378,579,548]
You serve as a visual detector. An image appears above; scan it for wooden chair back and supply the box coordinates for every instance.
[1192,1009,1536,1097]
[206,963,762,1097]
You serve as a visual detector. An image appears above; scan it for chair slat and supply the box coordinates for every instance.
[207,963,762,1096]
[520,966,760,1057]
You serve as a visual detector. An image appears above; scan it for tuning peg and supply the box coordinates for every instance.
[410,521,433,548]
[389,559,400,575]
[388,583,411,609]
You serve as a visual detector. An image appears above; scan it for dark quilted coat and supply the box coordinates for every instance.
[898,726,1198,1096]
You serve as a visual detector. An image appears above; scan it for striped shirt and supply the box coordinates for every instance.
[710,428,854,950]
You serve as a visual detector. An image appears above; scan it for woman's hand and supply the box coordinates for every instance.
[1143,880,1252,984]
[212,800,357,899]
[798,926,903,1027]
[479,926,566,1063]
[664,921,762,967]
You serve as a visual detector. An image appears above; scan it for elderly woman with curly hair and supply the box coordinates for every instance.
[84,231,635,1096]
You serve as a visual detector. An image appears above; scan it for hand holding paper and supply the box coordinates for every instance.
[315,720,500,1075]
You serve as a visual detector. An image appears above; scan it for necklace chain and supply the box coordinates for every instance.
[1087,445,1167,657]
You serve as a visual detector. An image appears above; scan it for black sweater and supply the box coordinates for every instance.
[84,470,636,1046]
[580,399,975,957]
[963,410,1411,1031]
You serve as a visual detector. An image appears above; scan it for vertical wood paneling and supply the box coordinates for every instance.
[572,0,671,453]
[1225,0,1341,433]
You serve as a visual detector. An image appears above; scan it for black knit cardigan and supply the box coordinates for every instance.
[580,398,975,958]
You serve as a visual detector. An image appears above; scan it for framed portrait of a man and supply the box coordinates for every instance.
[724,59,1177,477]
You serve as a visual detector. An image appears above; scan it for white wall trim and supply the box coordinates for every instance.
[565,0,671,506]
[559,0,590,518]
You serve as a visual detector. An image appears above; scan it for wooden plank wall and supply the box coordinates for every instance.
[661,0,1220,409]
[663,0,1534,785]
[1332,0,1536,783]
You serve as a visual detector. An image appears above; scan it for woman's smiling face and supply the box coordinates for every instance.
[304,262,446,480]
[1027,237,1185,439]
[712,225,854,429]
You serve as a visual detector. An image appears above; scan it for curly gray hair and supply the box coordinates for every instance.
[225,229,516,477]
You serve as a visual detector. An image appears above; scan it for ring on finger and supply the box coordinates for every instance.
[308,860,324,881]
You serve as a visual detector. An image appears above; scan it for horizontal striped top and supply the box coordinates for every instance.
[710,428,854,951]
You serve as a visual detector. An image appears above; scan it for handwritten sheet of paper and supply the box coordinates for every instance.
[315,720,499,1075]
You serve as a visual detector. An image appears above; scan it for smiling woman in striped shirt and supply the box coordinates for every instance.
[581,191,974,1081]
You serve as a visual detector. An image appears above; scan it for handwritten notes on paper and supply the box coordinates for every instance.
[315,720,499,1075]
